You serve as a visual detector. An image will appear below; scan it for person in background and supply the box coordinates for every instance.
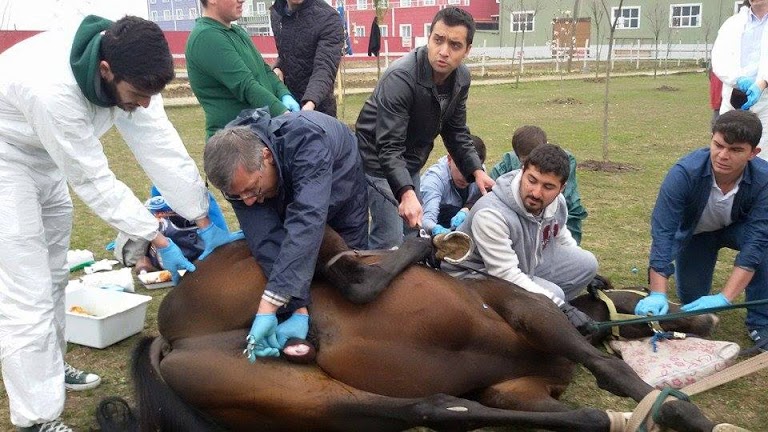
[420,134,486,236]
[186,0,299,139]
[0,16,240,432]
[270,0,344,116]
[356,7,495,249]
[489,125,588,244]
[709,65,724,129]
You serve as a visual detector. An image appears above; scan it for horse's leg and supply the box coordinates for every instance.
[316,226,431,304]
[467,377,573,413]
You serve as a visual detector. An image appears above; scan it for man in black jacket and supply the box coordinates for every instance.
[356,7,495,249]
[270,0,344,116]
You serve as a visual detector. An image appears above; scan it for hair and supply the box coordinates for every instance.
[200,0,209,6]
[430,7,475,45]
[523,144,570,185]
[468,134,487,163]
[100,16,175,94]
[512,125,548,161]
[712,110,763,148]
[204,126,267,191]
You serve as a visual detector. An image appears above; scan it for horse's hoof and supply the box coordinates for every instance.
[282,338,317,364]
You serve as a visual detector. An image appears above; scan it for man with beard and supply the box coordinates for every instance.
[0,16,241,431]
[446,144,598,336]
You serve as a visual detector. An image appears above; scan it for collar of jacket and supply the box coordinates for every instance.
[70,15,115,108]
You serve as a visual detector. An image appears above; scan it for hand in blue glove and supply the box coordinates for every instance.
[156,239,196,285]
[742,82,764,111]
[281,95,300,112]
[197,224,245,261]
[736,77,754,93]
[275,313,310,347]
[634,291,669,316]
[245,314,280,362]
[432,225,451,236]
[450,209,468,229]
[680,293,731,312]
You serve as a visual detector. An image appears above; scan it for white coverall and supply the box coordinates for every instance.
[0,24,208,427]
[712,6,768,158]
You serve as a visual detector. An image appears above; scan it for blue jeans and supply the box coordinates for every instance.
[366,173,420,250]
[676,223,768,331]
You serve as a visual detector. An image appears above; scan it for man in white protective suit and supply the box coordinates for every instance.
[0,15,243,432]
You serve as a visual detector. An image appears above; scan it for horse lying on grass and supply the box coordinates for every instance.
[107,229,729,432]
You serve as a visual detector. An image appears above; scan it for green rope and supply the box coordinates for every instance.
[645,387,690,431]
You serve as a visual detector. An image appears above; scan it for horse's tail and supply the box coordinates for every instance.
[130,336,224,432]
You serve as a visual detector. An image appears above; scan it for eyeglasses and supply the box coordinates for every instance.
[222,172,263,202]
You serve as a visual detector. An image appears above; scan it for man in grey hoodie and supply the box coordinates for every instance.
[448,144,597,334]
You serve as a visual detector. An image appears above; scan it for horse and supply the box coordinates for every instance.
[118,228,725,432]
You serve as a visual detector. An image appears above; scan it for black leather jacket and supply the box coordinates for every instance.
[355,45,482,197]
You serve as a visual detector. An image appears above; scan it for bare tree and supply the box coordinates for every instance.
[644,0,665,78]
[598,0,624,163]
[701,16,714,66]
[587,0,605,79]
[566,0,582,73]
[502,0,541,88]
[374,0,389,79]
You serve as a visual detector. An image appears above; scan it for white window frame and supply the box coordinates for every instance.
[423,23,431,37]
[612,6,640,29]
[149,0,156,4]
[356,0,367,10]
[670,3,702,28]
[510,11,534,33]
[354,25,366,37]
[189,8,198,18]
[379,24,388,37]
[151,10,159,20]
[399,23,412,38]
[163,9,172,20]
[256,2,267,14]
[448,0,460,4]
[162,0,169,3]
[423,0,436,5]
[400,0,411,7]
[176,8,185,19]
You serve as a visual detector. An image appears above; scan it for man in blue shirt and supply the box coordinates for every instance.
[636,110,768,353]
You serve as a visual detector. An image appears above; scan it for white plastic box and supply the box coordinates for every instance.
[65,288,152,349]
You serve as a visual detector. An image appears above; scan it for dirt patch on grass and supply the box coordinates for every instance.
[583,77,605,83]
[656,85,680,92]
[579,159,638,173]
[549,97,582,105]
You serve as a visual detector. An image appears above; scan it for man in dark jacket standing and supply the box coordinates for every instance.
[271,0,344,116]
[356,7,495,249]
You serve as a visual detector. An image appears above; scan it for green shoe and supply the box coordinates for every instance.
[16,418,73,432]
[64,362,101,391]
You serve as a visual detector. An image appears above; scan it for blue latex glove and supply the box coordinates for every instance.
[680,293,731,312]
[450,209,468,229]
[156,239,196,285]
[735,77,754,93]
[432,225,451,235]
[275,313,310,347]
[245,314,280,362]
[197,224,245,261]
[634,291,669,316]
[742,82,764,110]
[281,95,300,112]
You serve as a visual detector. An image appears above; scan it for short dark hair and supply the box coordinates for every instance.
[431,7,475,45]
[469,134,487,163]
[712,110,763,148]
[512,125,548,161]
[100,16,175,94]
[523,144,570,185]
[200,0,209,7]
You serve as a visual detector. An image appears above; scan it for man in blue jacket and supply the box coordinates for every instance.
[636,110,768,353]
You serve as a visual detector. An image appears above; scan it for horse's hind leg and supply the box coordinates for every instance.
[316,226,431,304]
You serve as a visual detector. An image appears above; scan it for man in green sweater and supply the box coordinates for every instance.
[186,0,300,139]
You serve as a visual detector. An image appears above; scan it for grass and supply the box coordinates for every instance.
[1,72,766,431]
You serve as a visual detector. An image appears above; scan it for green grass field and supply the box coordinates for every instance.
[1,72,766,431]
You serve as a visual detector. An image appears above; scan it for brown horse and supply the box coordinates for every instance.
[122,229,723,432]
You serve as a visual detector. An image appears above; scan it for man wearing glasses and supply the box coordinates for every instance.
[204,108,376,360]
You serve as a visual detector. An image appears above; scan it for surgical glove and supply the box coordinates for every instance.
[156,239,196,285]
[450,209,468,229]
[197,224,245,260]
[680,293,731,312]
[634,291,669,316]
[560,303,596,337]
[736,77,754,93]
[432,225,451,236]
[742,82,764,110]
[245,314,280,362]
[281,95,300,112]
[275,313,310,347]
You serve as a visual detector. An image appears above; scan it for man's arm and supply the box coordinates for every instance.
[374,70,417,196]
[648,164,692,283]
[301,8,344,109]
[419,166,447,234]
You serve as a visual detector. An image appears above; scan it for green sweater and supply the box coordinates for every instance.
[186,17,290,139]
[490,151,588,245]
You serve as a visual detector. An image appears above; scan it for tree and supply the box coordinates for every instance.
[644,0,665,79]
[587,0,605,79]
[373,0,389,79]
[502,0,542,88]
[565,0,581,73]
[598,0,624,164]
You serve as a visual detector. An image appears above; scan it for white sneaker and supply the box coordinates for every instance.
[17,418,73,432]
[64,362,101,391]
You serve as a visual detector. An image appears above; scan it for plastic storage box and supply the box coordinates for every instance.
[65,288,152,349]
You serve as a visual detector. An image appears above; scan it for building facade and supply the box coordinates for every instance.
[147,0,202,31]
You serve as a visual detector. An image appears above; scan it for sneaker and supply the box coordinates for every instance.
[64,362,101,391]
[17,418,73,432]
[748,327,768,353]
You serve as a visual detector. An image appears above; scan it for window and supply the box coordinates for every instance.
[176,8,184,19]
[400,0,411,7]
[423,0,436,5]
[354,25,366,37]
[612,6,640,29]
[379,25,388,37]
[510,11,534,33]
[448,0,460,4]
[424,23,431,37]
[400,24,412,38]
[357,0,367,10]
[162,0,169,3]
[163,9,172,20]
[670,3,701,28]
[256,2,267,14]
[151,10,159,20]
[149,0,156,4]
[189,8,198,18]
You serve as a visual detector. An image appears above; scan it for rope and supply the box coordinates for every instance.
[648,331,691,352]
